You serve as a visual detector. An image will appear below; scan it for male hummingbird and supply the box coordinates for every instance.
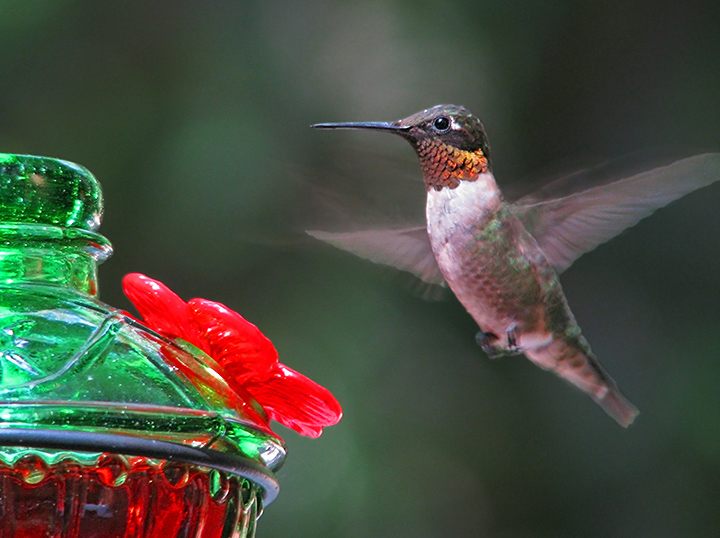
[311,104,720,427]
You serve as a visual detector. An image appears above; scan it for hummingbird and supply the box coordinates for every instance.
[310,104,720,427]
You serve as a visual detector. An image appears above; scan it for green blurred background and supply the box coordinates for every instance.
[2,1,720,536]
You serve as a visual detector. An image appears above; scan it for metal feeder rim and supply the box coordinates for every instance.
[0,428,280,503]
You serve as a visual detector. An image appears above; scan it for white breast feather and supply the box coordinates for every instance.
[426,172,501,246]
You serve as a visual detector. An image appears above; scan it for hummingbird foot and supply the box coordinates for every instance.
[475,330,514,358]
[476,330,503,358]
[476,324,523,358]
[506,323,519,351]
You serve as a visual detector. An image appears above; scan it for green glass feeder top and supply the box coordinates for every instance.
[0,153,103,231]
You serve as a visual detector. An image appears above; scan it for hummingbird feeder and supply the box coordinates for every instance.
[0,153,341,537]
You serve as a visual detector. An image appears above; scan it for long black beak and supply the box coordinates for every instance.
[312,121,410,134]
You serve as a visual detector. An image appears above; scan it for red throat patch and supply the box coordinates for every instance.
[416,139,489,191]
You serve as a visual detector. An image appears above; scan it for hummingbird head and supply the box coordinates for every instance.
[313,104,491,191]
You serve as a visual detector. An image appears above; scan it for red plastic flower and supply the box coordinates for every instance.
[123,273,342,438]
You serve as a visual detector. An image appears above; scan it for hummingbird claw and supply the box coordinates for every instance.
[507,323,519,351]
[476,325,523,359]
[475,330,505,358]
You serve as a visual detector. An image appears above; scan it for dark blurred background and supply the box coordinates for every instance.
[3,1,720,536]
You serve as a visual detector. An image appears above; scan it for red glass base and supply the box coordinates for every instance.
[0,453,262,538]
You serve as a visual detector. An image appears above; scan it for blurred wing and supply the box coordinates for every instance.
[514,153,720,273]
[307,226,446,287]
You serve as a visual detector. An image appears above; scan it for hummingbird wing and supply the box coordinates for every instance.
[307,227,446,287]
[514,153,720,273]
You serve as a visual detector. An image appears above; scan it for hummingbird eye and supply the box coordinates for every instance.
[432,116,451,133]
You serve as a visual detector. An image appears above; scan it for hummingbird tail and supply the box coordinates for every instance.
[525,341,639,427]
[595,386,639,428]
